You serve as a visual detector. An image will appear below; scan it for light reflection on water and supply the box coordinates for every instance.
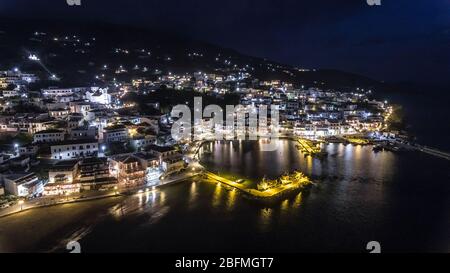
[200,140,397,186]
[16,139,447,252]
[212,183,223,208]
[226,189,237,211]
[292,192,302,208]
[259,207,274,233]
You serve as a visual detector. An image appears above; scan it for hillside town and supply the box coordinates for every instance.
[0,63,396,208]
[0,28,400,209]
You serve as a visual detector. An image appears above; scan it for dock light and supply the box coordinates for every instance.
[138,190,143,194]
[14,143,19,148]
[145,188,149,192]
[114,186,118,190]
[152,186,156,191]
[101,145,106,151]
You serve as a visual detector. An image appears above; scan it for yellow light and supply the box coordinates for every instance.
[18,200,24,205]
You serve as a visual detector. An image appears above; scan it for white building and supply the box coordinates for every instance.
[147,145,185,174]
[49,109,70,118]
[131,135,156,150]
[44,160,81,196]
[48,160,79,184]
[3,173,43,197]
[102,125,129,143]
[69,102,91,116]
[51,139,99,160]
[2,89,20,97]
[42,87,74,98]
[69,126,97,140]
[33,129,65,143]
[18,144,39,156]
[10,119,52,134]
[85,87,111,105]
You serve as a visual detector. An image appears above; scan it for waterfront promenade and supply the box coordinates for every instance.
[0,167,200,219]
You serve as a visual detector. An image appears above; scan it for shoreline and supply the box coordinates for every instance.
[0,171,200,219]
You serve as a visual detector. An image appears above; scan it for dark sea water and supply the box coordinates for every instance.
[42,140,448,253]
[387,90,450,152]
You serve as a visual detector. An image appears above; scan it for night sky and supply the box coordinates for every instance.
[1,0,449,86]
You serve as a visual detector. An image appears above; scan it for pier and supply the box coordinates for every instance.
[203,171,310,199]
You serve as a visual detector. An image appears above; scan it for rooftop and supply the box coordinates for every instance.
[35,129,64,134]
[79,157,107,165]
[111,154,140,164]
[147,144,176,153]
[51,139,98,146]
[134,152,158,161]
[49,160,79,171]
[5,172,38,185]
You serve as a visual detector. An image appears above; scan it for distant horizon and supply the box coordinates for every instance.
[0,17,449,91]
[1,0,449,88]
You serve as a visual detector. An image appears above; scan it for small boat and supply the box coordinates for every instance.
[372,145,383,152]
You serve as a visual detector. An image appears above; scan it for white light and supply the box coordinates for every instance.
[28,54,40,61]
